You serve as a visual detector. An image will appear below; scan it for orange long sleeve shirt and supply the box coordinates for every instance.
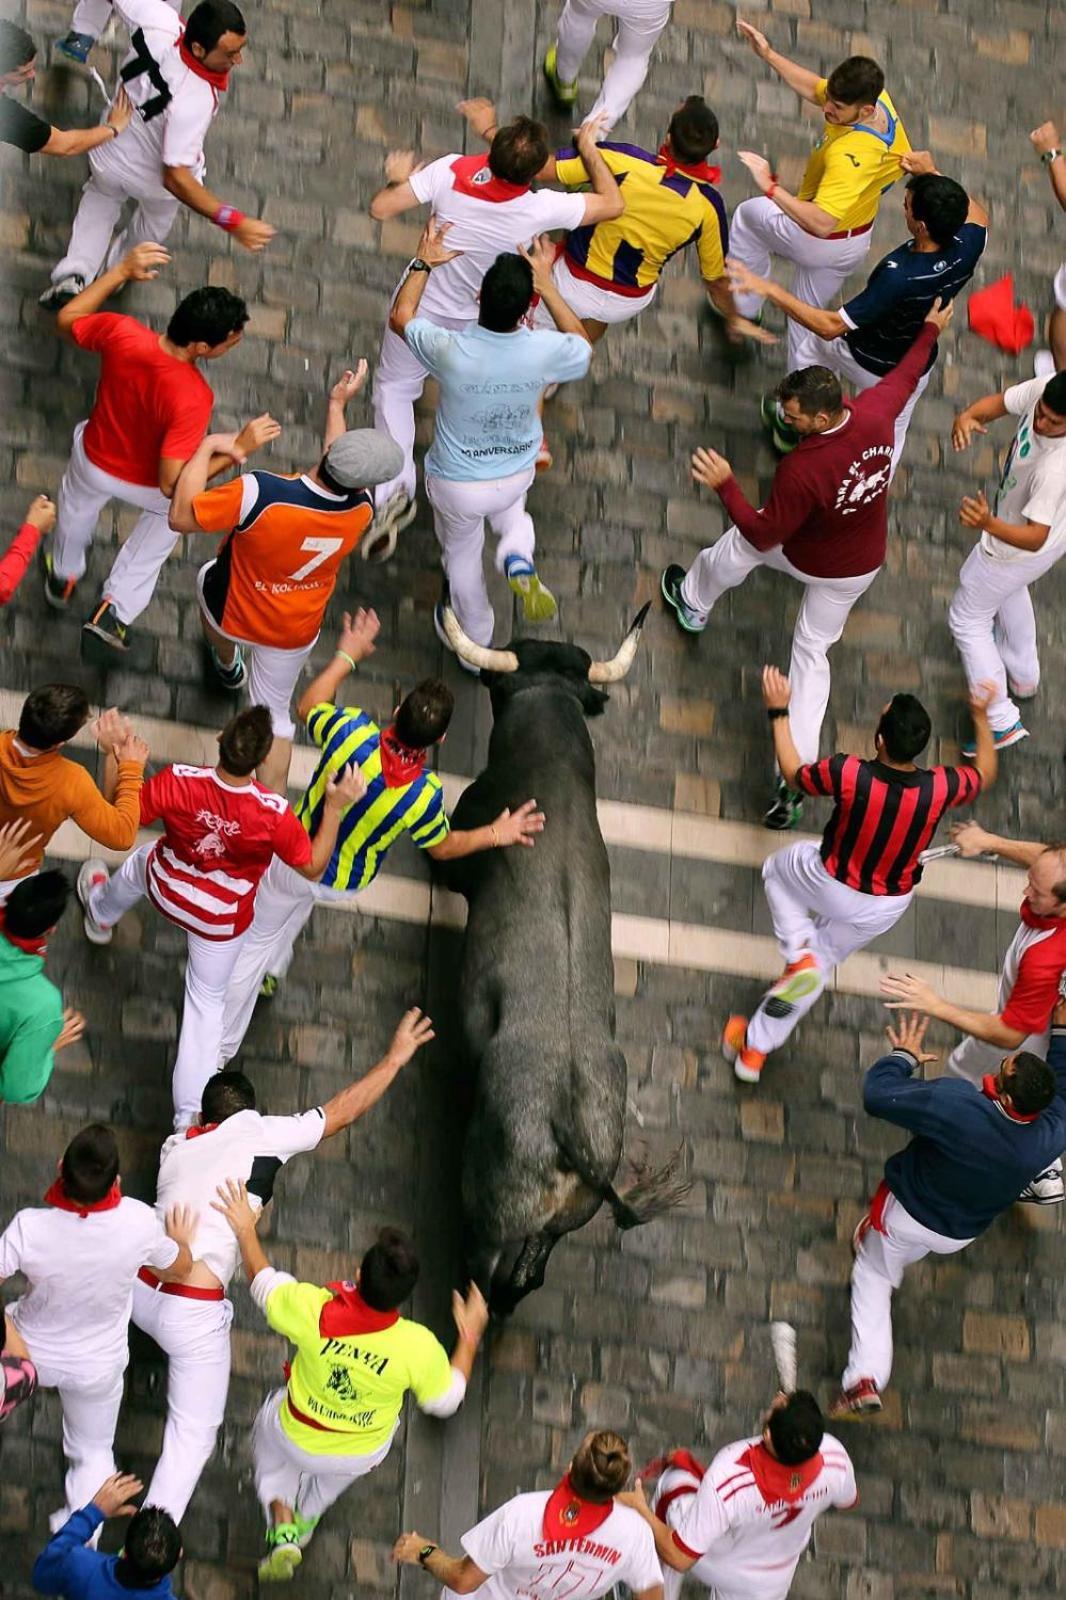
[0,732,144,875]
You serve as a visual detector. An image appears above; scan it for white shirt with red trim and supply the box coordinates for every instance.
[669,1436,856,1600]
[996,901,1066,1040]
[405,155,586,322]
[154,1109,325,1288]
[447,1492,662,1600]
[0,1199,179,1370]
[141,765,313,941]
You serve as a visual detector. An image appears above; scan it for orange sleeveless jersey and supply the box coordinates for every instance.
[193,471,374,648]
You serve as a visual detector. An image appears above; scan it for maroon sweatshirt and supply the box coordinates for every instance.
[716,320,938,579]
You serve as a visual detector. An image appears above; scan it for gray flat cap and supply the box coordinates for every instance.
[325,428,404,489]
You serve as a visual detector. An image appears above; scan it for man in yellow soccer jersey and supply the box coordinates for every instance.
[730,17,910,371]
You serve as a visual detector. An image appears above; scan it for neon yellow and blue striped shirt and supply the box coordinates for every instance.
[296,703,450,892]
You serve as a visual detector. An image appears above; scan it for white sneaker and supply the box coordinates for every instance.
[76,859,113,945]
[39,275,85,312]
[361,491,417,562]
[1018,1158,1064,1205]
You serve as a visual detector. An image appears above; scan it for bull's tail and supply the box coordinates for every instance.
[603,1143,690,1230]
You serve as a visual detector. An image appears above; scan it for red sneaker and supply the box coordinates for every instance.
[829,1378,882,1420]
[722,1014,765,1083]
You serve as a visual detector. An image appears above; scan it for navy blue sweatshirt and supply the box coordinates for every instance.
[32,1506,174,1600]
[864,1027,1066,1239]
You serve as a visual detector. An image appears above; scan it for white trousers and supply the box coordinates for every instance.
[55,421,176,623]
[948,542,1064,734]
[72,0,180,37]
[30,1353,125,1533]
[843,1190,971,1390]
[220,859,353,1062]
[252,1388,395,1522]
[553,0,674,131]
[89,843,248,1127]
[53,150,180,288]
[796,330,930,478]
[532,255,657,329]
[681,527,880,764]
[729,197,872,371]
[426,467,537,646]
[747,841,912,1055]
[197,563,315,740]
[372,314,470,510]
[131,1281,234,1524]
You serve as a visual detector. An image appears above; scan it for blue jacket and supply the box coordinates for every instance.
[865,1027,1066,1239]
[32,1506,174,1600]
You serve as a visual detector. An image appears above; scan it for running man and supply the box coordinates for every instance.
[213,1182,489,1581]
[947,369,1066,752]
[543,0,674,132]
[167,370,402,793]
[217,610,544,1062]
[1029,119,1066,374]
[721,667,994,1085]
[731,18,910,370]
[131,1008,433,1524]
[76,705,363,1128]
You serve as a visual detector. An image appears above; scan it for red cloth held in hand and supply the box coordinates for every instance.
[967,275,1034,355]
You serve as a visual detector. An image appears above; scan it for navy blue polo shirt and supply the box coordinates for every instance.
[840,222,987,376]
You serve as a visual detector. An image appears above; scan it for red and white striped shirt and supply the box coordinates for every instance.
[140,765,312,940]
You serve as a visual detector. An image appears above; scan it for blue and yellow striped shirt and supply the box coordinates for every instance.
[296,703,450,892]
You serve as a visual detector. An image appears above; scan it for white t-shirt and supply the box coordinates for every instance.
[405,155,586,322]
[446,1491,662,1600]
[669,1436,856,1600]
[101,0,226,185]
[983,375,1066,562]
[0,1198,180,1369]
[155,1108,325,1287]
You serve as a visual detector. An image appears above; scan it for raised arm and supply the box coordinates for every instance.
[1031,122,1066,212]
[880,972,1026,1050]
[161,166,275,252]
[320,1010,435,1137]
[56,242,170,341]
[295,608,380,723]
[370,150,426,220]
[949,820,1046,867]
[323,361,369,451]
[572,117,624,224]
[736,18,823,103]
[727,257,846,340]
[42,85,133,158]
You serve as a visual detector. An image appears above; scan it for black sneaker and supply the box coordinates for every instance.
[83,600,129,651]
[660,564,707,633]
[39,275,85,313]
[42,551,77,610]
[763,776,804,831]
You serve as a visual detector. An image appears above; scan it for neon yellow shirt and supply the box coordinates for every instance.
[265,1281,454,1456]
[797,81,910,232]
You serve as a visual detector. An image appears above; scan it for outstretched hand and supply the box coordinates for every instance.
[885,1011,939,1064]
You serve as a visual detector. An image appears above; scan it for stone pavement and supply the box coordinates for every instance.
[2,0,1066,1595]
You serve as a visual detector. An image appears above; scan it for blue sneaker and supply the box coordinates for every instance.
[55,30,96,63]
[503,554,556,623]
[660,564,706,634]
[960,721,1028,757]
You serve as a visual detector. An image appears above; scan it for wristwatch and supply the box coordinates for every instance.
[408,258,433,274]
[1040,148,1062,166]
[418,1545,438,1568]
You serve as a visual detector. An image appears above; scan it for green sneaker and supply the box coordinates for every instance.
[543,45,578,107]
[292,1511,320,1549]
[259,1525,302,1583]
[760,392,800,456]
[660,564,707,633]
[763,776,804,831]
[259,973,279,1000]
[504,555,557,623]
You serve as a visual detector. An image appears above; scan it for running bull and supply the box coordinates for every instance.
[435,604,687,1313]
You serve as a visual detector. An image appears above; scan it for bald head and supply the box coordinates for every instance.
[1025,846,1066,918]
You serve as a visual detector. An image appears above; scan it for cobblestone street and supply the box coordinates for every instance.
[2,0,1066,1596]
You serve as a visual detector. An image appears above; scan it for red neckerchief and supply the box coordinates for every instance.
[379,724,426,788]
[739,1442,823,1506]
[981,1075,1038,1124]
[657,142,721,185]
[43,1179,122,1217]
[318,1282,399,1338]
[178,36,230,90]
[0,909,47,958]
[185,1122,220,1140]
[1019,897,1066,932]
[449,153,529,203]
[542,1474,613,1541]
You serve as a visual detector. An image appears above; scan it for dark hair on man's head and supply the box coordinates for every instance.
[479,253,534,333]
[1008,1051,1057,1116]
[117,1507,182,1585]
[18,684,90,750]
[359,1226,420,1310]
[667,95,719,165]
[395,680,454,748]
[826,56,884,107]
[218,705,273,776]
[489,116,550,186]
[0,19,36,73]
[906,174,969,248]
[768,1390,824,1466]
[183,0,246,54]
[1043,372,1066,418]
[876,693,931,763]
[61,1124,119,1204]
[167,287,249,350]
[776,366,843,420]
[569,1431,632,1501]
[200,1070,256,1124]
[5,870,70,940]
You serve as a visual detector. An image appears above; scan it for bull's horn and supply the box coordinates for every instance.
[440,605,519,673]
[587,601,651,684]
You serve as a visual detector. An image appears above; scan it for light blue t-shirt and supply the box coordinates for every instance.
[404,318,591,481]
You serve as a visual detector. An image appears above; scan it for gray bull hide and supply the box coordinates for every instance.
[433,606,687,1314]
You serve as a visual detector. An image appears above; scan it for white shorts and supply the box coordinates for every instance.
[533,255,657,328]
[196,561,316,740]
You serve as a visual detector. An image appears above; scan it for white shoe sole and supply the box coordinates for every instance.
[733,1059,762,1084]
[76,860,113,945]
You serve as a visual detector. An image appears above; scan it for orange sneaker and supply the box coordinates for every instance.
[722,1014,766,1083]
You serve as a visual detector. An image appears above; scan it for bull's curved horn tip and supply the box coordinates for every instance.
[630,601,652,630]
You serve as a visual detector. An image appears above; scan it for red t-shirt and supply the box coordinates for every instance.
[140,764,312,940]
[715,321,938,579]
[998,899,1066,1036]
[73,313,214,489]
